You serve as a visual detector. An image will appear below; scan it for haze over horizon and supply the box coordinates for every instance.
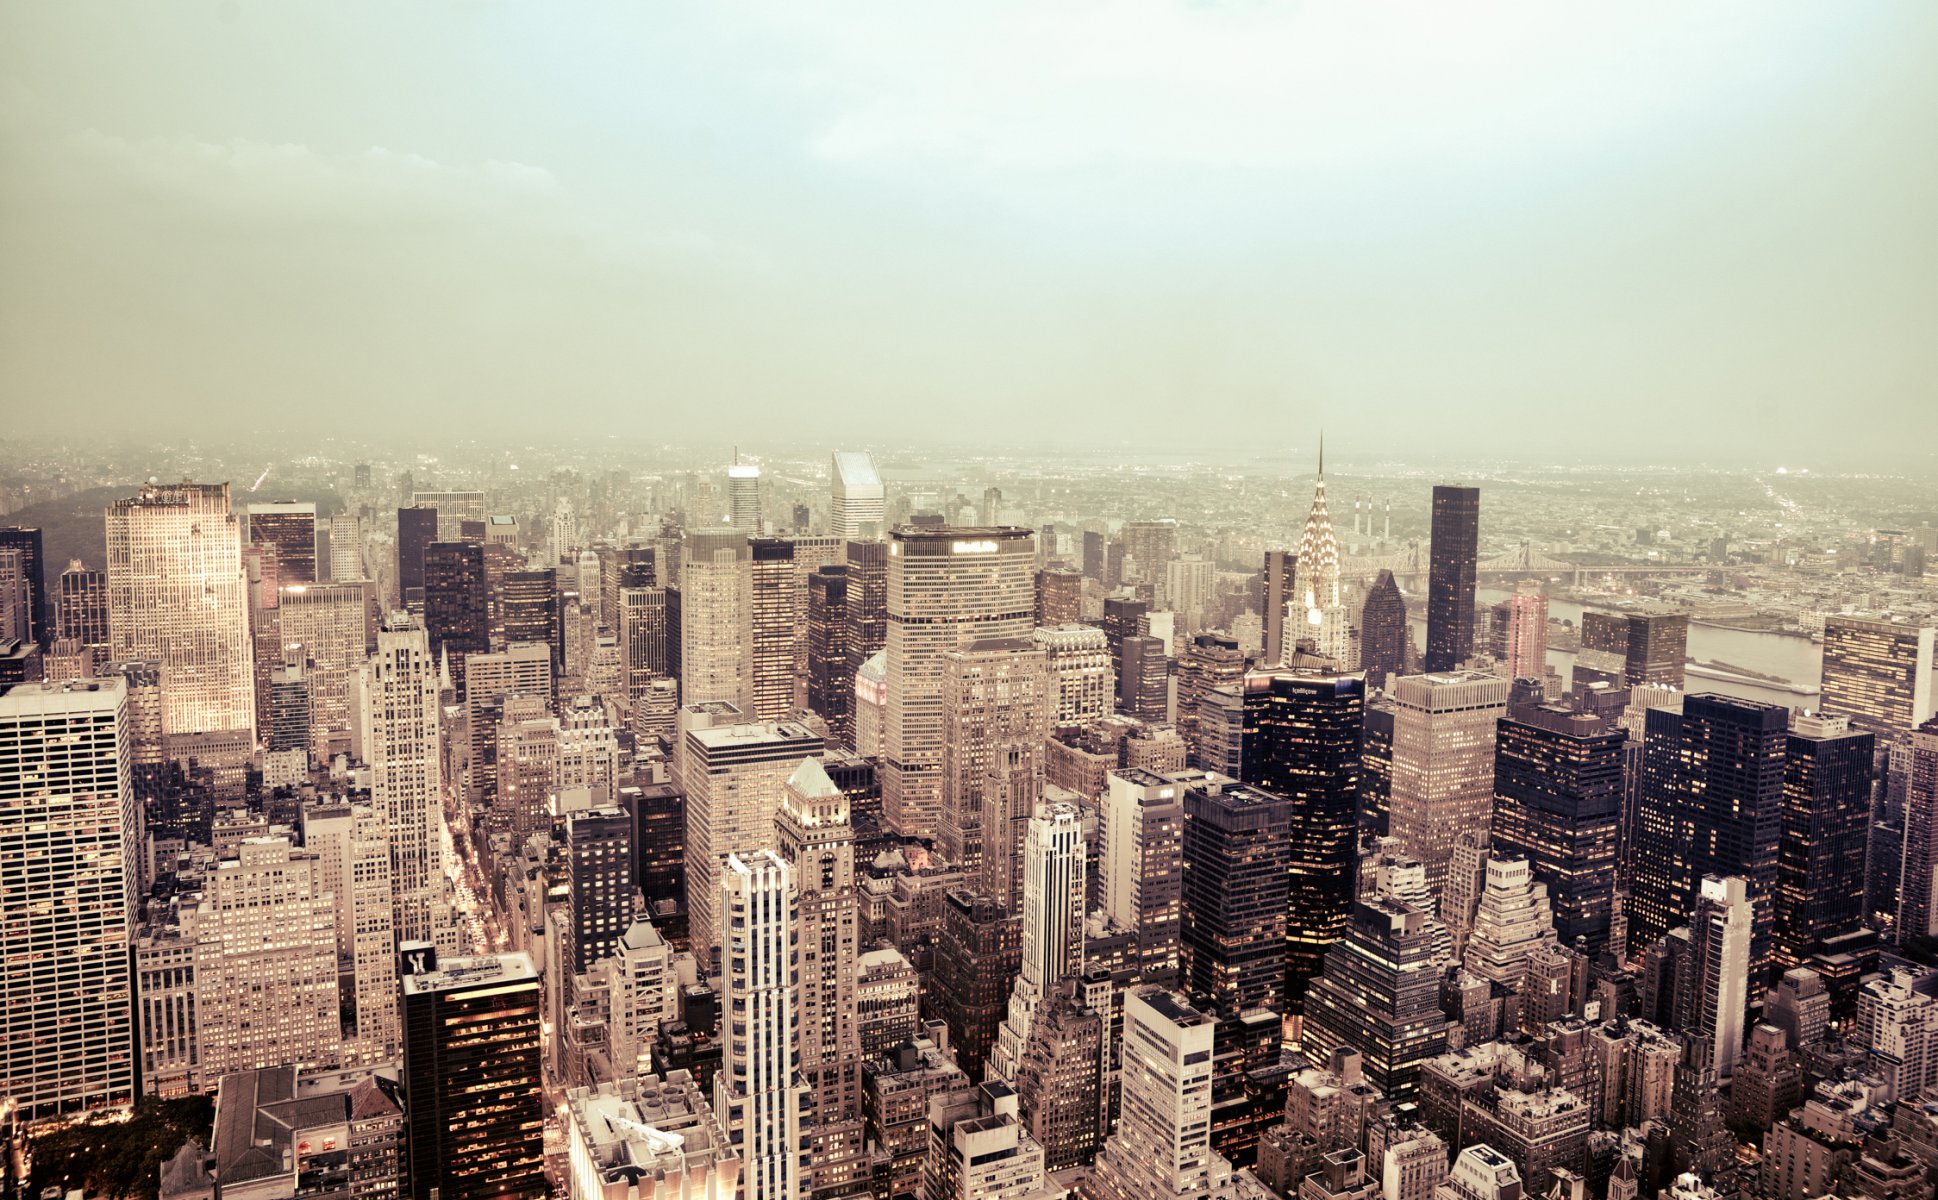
[3,2,1934,466]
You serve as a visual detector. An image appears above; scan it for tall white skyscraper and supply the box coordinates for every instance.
[830,451,885,542]
[1086,987,1237,1200]
[361,613,455,952]
[774,758,866,1194]
[681,528,755,712]
[106,482,256,761]
[727,463,763,530]
[322,512,364,582]
[882,526,1037,839]
[717,850,805,1200]
[1693,874,1752,1080]
[1,678,136,1121]
[990,800,1087,1083]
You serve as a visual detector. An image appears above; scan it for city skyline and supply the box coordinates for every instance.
[4,7,1938,1200]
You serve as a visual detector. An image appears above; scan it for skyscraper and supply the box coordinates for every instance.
[681,528,755,712]
[841,539,889,749]
[749,537,798,720]
[617,580,669,712]
[681,716,824,969]
[411,490,486,542]
[1819,615,1937,738]
[363,613,453,951]
[1629,694,1785,978]
[499,566,561,667]
[1177,633,1247,768]
[1181,777,1293,1016]
[1101,768,1186,987]
[727,463,763,530]
[401,949,547,1200]
[990,800,1087,1083]
[1425,486,1480,673]
[716,850,805,1200]
[106,482,256,760]
[248,500,318,584]
[774,759,866,1195]
[1034,623,1114,729]
[1086,988,1237,1200]
[931,890,1024,1082]
[0,678,135,1122]
[1241,668,1365,1007]
[1118,634,1169,723]
[1502,580,1547,682]
[1360,571,1407,691]
[422,541,488,699]
[1121,519,1179,598]
[1775,714,1874,969]
[1689,875,1753,1079]
[1491,701,1624,955]
[0,526,48,647]
[195,837,342,1078]
[1387,671,1509,895]
[831,451,886,541]
[881,526,1036,839]
[807,564,852,740]
[1302,896,1452,1100]
[937,637,1052,892]
[1896,718,1938,942]
[396,505,439,609]
[566,807,634,976]
[57,558,109,650]
[1294,445,1353,668]
[1035,566,1084,628]
[321,511,364,582]
[277,579,369,753]
[1262,548,1297,667]
[1575,611,1689,690]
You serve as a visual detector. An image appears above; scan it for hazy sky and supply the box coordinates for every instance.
[3,3,1934,464]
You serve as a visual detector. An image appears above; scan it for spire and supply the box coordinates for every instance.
[1317,430,1324,479]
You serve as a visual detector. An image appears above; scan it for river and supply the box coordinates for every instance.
[1407,589,1823,710]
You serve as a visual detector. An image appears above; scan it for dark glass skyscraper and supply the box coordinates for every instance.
[1576,610,1689,689]
[1492,701,1624,955]
[1629,694,1786,979]
[247,502,317,585]
[401,950,546,1200]
[0,528,47,647]
[422,541,488,698]
[1424,485,1479,672]
[808,564,852,741]
[396,505,439,610]
[1774,715,1875,970]
[1240,669,1364,1008]
[1359,569,1407,689]
[499,567,560,668]
[566,807,632,976]
[1301,896,1451,1100]
[1261,548,1297,666]
[1359,697,1395,837]
[57,558,108,649]
[1181,778,1293,1016]
[841,540,888,744]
